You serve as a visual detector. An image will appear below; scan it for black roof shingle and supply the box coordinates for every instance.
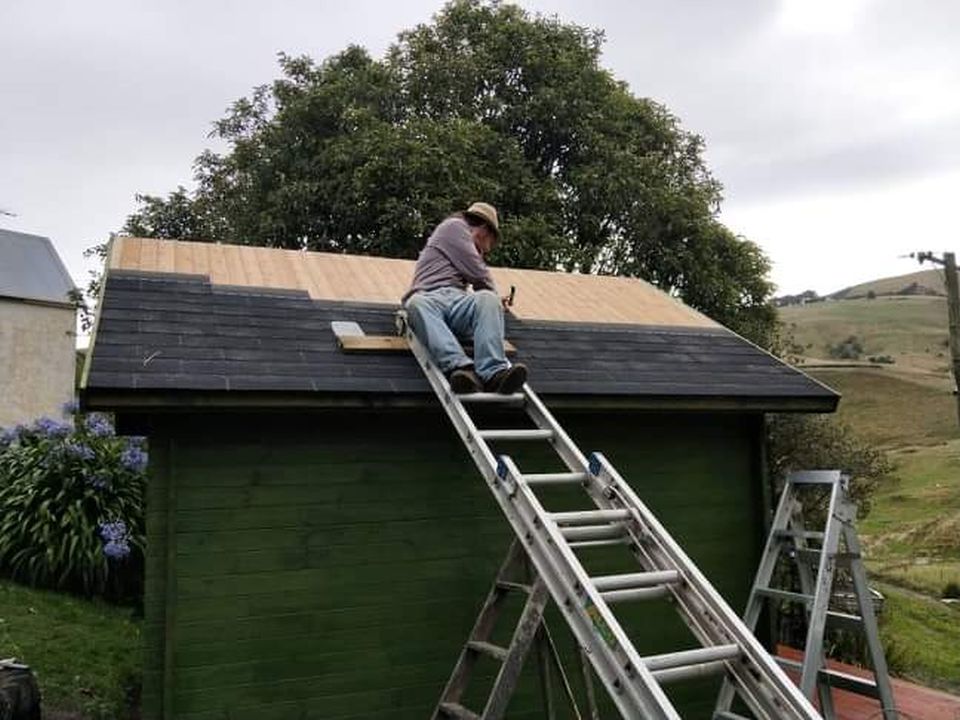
[82,270,838,412]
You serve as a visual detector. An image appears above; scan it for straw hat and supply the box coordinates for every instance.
[464,202,501,239]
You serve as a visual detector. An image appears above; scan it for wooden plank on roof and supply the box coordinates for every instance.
[208,243,229,286]
[337,334,516,354]
[119,236,142,269]
[110,238,719,328]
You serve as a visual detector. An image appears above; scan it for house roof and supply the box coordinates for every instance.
[81,237,838,412]
[109,237,716,327]
[0,229,76,306]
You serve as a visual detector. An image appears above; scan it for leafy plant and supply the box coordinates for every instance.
[766,414,894,518]
[0,403,146,602]
[826,334,864,360]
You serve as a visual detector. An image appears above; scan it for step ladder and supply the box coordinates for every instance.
[396,312,823,720]
[715,471,896,720]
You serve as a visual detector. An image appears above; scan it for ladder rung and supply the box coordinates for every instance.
[592,570,680,591]
[791,547,861,564]
[439,702,480,720]
[756,587,812,605]
[601,586,672,603]
[645,644,741,672]
[819,668,880,698]
[652,659,729,684]
[775,658,880,698]
[789,472,843,485]
[826,610,864,630]
[478,429,553,441]
[775,529,825,541]
[523,471,589,486]
[550,509,631,526]
[714,712,752,720]
[466,640,509,662]
[457,392,524,404]
[567,537,632,549]
[495,580,533,594]
[559,524,627,542]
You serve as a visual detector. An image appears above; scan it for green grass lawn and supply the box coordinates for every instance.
[877,582,960,693]
[0,580,141,719]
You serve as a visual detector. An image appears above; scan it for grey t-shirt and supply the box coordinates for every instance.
[402,216,497,303]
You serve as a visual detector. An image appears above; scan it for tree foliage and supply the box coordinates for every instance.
[122,0,775,344]
[766,413,894,518]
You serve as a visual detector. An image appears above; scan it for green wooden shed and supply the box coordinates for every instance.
[81,237,837,719]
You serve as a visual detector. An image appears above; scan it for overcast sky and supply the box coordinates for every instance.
[2,0,959,296]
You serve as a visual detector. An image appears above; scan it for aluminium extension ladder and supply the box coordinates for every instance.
[397,312,823,720]
[715,471,896,720]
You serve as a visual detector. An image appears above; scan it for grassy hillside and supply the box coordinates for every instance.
[781,296,952,378]
[783,294,960,692]
[831,268,948,299]
[810,369,956,447]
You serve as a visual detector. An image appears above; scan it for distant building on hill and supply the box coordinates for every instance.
[0,229,77,428]
[773,290,821,307]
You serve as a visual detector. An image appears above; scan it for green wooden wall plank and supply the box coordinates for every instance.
[143,410,764,718]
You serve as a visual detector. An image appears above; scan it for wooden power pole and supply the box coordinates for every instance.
[915,251,960,426]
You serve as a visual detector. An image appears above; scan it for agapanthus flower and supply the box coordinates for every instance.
[0,427,17,449]
[99,521,127,542]
[84,414,113,438]
[33,417,71,438]
[103,539,130,559]
[120,446,148,473]
[61,399,80,417]
[99,521,131,559]
[87,472,111,491]
[64,441,96,461]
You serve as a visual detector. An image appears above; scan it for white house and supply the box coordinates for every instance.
[0,229,77,428]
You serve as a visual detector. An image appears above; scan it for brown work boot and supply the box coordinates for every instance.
[484,364,528,394]
[449,367,483,394]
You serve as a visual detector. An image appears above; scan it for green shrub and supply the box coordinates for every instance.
[944,581,960,599]
[0,403,146,602]
[826,335,864,360]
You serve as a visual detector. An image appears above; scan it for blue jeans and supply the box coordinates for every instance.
[404,287,510,382]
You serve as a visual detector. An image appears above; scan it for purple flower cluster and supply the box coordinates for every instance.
[61,399,80,417]
[33,417,71,438]
[87,471,111,491]
[64,441,96,461]
[84,414,114,438]
[99,521,130,559]
[120,445,148,473]
[0,427,18,449]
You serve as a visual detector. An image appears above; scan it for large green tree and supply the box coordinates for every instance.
[123,0,775,344]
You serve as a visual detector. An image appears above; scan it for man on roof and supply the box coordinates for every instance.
[402,202,528,395]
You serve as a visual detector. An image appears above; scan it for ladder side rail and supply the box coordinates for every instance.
[589,453,823,720]
[787,478,839,716]
[432,541,528,718]
[483,578,552,719]
[402,325,679,719]
[498,456,682,720]
[715,475,808,715]
[798,478,844,699]
[840,503,898,720]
